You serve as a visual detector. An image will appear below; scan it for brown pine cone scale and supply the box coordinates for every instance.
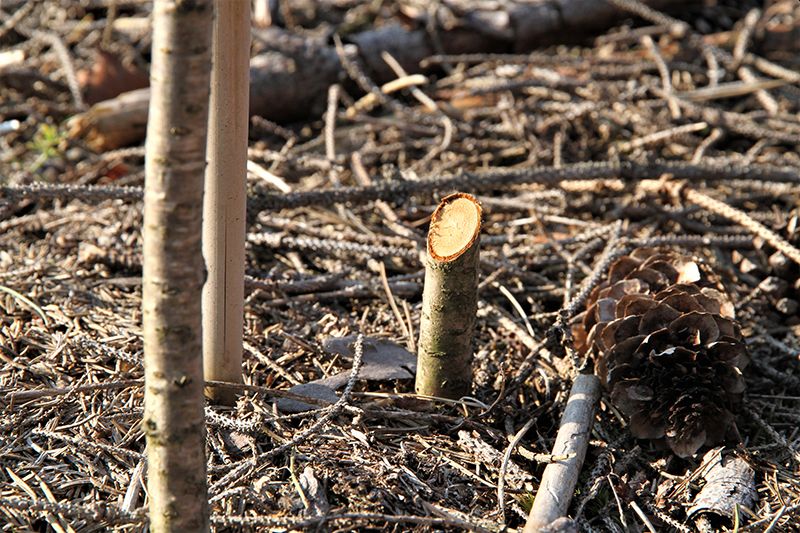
[573,248,748,457]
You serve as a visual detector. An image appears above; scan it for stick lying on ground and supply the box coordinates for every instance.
[525,374,601,532]
[415,193,482,399]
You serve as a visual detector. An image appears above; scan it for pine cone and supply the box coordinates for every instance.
[572,248,748,457]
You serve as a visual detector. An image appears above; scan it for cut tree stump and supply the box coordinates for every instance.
[415,193,481,399]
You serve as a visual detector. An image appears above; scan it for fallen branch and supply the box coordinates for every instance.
[69,29,342,149]
[679,185,800,267]
[524,374,601,532]
[3,160,800,210]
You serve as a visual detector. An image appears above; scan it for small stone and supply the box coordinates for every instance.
[776,298,798,316]
[738,257,763,276]
[65,147,85,161]
[277,382,338,413]
[769,252,794,278]
[759,277,789,298]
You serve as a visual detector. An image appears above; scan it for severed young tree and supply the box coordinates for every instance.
[142,0,213,531]
[415,193,482,399]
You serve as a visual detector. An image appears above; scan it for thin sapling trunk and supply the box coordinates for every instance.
[142,0,213,530]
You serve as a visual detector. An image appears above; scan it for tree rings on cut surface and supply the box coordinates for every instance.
[428,193,482,263]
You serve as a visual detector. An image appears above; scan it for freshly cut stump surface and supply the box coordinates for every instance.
[416,193,482,399]
[428,195,482,261]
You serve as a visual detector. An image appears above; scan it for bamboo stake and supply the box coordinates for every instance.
[142,0,213,530]
[524,374,601,533]
[415,193,482,399]
[202,0,250,404]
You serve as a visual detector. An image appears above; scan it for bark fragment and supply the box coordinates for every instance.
[688,448,758,529]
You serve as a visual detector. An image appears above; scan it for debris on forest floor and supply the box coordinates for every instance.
[686,448,758,530]
[1,0,800,531]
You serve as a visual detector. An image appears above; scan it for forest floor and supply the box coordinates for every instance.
[1,0,800,531]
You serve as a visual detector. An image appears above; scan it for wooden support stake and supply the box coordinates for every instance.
[202,0,250,404]
[525,374,601,532]
[415,193,481,399]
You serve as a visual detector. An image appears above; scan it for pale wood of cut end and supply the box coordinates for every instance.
[428,194,482,262]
